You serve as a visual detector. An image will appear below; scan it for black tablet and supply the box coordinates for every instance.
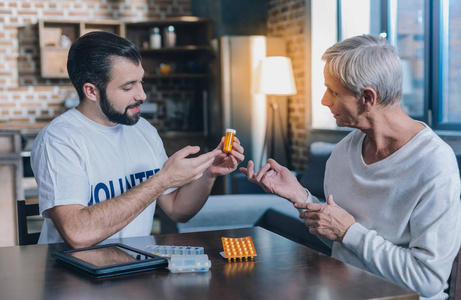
[52,243,168,278]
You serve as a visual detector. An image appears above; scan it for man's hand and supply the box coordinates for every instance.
[239,159,307,204]
[156,138,243,223]
[294,194,356,242]
[156,146,221,189]
[207,136,245,177]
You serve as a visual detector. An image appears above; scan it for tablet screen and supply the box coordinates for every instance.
[52,243,168,278]
[68,245,152,267]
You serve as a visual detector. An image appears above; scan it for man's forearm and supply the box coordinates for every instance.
[163,171,217,223]
[51,172,169,248]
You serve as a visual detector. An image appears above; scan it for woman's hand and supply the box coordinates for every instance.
[240,159,308,204]
[294,194,356,242]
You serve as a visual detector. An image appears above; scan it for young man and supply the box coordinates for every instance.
[240,35,461,299]
[32,31,244,249]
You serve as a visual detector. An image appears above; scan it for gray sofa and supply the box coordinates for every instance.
[156,141,336,255]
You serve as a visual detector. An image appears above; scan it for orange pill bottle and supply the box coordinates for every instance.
[223,129,236,153]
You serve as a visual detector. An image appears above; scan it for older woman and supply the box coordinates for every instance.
[240,34,461,300]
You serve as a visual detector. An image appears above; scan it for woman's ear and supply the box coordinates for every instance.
[362,87,378,112]
[82,83,99,102]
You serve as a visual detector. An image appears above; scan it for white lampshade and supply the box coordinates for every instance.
[253,56,297,95]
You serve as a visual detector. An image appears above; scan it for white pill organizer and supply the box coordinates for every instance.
[144,245,211,273]
[144,245,204,257]
[168,255,211,273]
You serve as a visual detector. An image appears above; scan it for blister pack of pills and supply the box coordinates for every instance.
[221,236,257,261]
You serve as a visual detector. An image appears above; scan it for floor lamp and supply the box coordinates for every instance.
[253,56,297,169]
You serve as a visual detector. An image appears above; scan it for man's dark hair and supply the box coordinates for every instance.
[67,31,142,100]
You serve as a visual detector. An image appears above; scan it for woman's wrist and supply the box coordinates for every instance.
[294,186,309,204]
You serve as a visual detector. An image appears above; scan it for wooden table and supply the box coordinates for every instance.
[0,227,419,300]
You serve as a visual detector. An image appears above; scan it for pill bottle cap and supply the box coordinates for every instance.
[225,129,236,134]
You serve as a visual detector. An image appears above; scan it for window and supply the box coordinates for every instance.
[338,0,384,41]
[390,0,461,130]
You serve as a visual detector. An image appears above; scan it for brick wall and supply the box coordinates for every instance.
[267,0,308,171]
[0,0,191,125]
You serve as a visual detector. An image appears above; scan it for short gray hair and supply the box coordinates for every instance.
[321,34,402,106]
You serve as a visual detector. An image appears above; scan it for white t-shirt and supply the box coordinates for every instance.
[31,108,172,244]
[307,125,461,299]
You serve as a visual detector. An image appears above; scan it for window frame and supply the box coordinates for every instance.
[430,0,461,130]
[388,0,460,130]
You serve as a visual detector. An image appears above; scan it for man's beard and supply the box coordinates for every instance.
[99,88,141,126]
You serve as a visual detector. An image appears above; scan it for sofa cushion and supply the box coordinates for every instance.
[176,194,299,233]
[232,170,298,194]
[255,208,331,256]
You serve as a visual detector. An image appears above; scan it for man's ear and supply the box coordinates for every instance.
[361,87,378,112]
[82,83,99,103]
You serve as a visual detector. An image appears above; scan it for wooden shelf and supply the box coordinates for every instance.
[144,73,208,79]
[140,45,212,52]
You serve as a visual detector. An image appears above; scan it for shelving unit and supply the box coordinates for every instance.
[38,17,212,78]
[38,20,78,78]
[123,17,213,148]
[38,20,124,78]
[38,17,214,153]
[125,17,212,78]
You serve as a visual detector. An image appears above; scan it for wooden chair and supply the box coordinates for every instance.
[449,247,461,300]
[16,200,40,245]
